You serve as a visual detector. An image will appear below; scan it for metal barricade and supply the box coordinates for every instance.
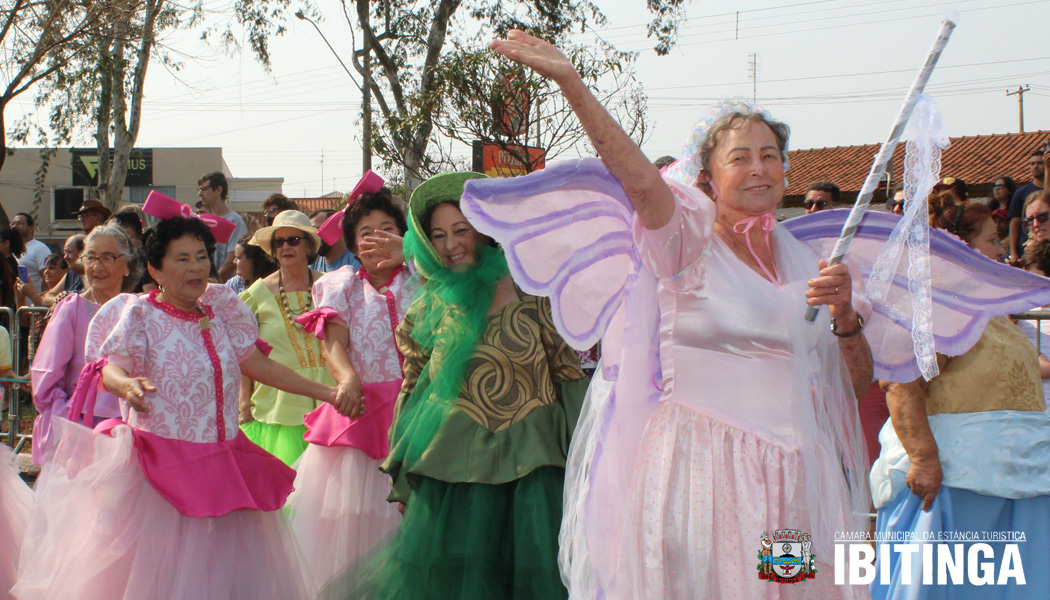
[1012,310,1050,344]
[0,307,14,448]
[10,306,48,451]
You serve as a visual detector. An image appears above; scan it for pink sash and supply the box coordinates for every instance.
[69,359,295,517]
[302,380,401,458]
[95,420,295,517]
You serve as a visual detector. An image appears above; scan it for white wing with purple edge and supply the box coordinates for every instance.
[463,158,664,598]
[462,158,638,375]
[784,208,1050,382]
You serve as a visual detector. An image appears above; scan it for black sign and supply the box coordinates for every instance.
[71,148,153,187]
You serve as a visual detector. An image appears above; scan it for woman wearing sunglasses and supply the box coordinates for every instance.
[1023,189,1050,251]
[240,210,336,465]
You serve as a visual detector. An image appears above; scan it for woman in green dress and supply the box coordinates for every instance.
[239,210,336,465]
[345,172,588,599]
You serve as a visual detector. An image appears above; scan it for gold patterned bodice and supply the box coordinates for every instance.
[397,294,584,433]
[926,316,1043,415]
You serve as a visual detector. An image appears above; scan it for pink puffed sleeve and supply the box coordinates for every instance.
[204,283,260,362]
[310,268,356,330]
[87,295,147,376]
[31,296,79,413]
[631,178,717,287]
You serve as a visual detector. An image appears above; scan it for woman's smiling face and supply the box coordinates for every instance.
[706,119,785,215]
[428,202,485,270]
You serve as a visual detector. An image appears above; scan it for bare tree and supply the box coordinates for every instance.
[91,0,168,208]
[13,0,199,210]
[0,0,103,173]
[433,42,648,175]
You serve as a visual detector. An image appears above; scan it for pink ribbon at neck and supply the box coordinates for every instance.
[732,213,780,287]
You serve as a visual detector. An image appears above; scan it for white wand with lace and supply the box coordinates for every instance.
[805,14,957,322]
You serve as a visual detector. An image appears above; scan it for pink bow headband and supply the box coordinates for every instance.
[317,170,385,246]
[143,191,237,244]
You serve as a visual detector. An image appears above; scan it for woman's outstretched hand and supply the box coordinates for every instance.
[490,30,577,83]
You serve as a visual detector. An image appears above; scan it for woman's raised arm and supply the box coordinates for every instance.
[491,30,675,229]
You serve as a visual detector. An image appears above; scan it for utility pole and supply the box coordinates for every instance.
[1006,85,1030,133]
[362,49,373,172]
[748,53,758,104]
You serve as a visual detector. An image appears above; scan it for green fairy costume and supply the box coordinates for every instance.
[344,172,587,599]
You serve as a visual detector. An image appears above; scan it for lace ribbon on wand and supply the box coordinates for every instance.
[805,13,958,322]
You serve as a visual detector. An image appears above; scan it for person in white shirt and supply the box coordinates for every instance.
[197,171,248,281]
[11,213,50,289]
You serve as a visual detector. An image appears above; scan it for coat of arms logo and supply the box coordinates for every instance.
[757,529,816,584]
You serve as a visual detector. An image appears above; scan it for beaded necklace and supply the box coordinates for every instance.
[276,270,322,369]
[147,289,227,442]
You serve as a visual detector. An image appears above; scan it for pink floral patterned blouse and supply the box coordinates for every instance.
[311,266,419,384]
[86,284,259,443]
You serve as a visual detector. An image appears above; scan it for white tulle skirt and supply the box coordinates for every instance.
[286,443,401,596]
[0,445,31,600]
[12,418,313,600]
[618,401,870,600]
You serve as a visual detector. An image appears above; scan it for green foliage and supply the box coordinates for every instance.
[646,0,690,56]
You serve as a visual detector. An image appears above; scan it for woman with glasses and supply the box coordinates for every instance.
[1023,189,1050,251]
[869,194,1050,599]
[991,176,1017,211]
[30,224,140,464]
[240,210,335,465]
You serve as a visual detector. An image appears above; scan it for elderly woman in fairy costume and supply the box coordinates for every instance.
[473,31,874,600]
[13,216,345,599]
[341,172,588,598]
[285,185,411,595]
[239,210,336,466]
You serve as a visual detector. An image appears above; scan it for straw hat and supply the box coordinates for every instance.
[248,210,322,254]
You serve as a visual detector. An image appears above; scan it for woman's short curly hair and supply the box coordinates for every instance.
[671,100,790,197]
[1023,238,1050,276]
[341,188,408,252]
[144,217,215,270]
[84,223,143,292]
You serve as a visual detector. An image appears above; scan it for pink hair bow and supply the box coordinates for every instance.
[143,191,237,244]
[294,306,339,340]
[317,171,385,245]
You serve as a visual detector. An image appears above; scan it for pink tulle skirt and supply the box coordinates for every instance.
[286,443,401,595]
[12,418,313,600]
[618,401,869,600]
[0,445,31,600]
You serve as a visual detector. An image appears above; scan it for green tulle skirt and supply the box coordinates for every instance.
[241,421,308,467]
[334,466,568,600]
